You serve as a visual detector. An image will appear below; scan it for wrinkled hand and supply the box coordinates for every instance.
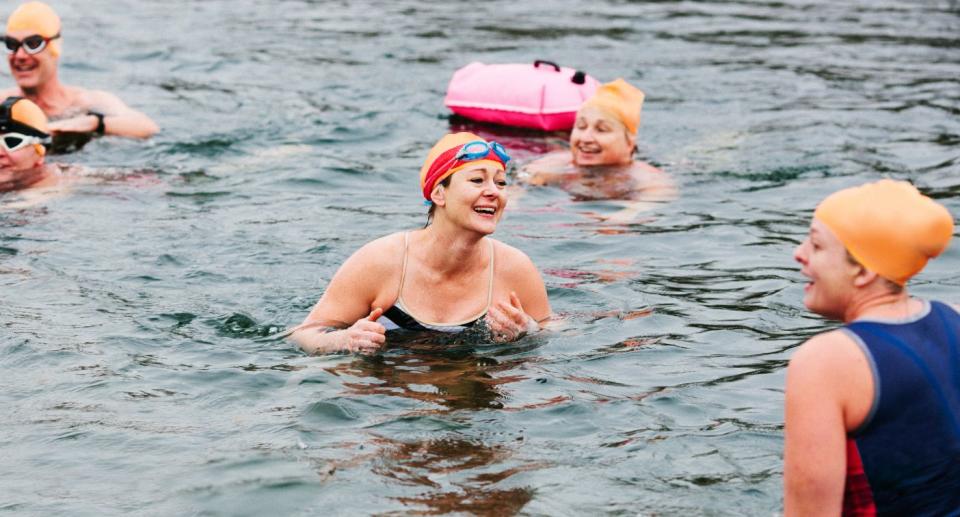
[48,115,98,135]
[485,292,539,343]
[339,307,387,354]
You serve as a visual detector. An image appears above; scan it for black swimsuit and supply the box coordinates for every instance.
[377,232,494,333]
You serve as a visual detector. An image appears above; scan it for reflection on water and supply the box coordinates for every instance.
[2,0,959,514]
[329,346,515,411]
[378,436,538,516]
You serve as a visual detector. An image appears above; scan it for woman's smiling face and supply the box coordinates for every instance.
[570,106,636,166]
[434,164,507,235]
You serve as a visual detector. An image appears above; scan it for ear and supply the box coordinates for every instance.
[625,131,637,154]
[33,144,46,166]
[430,183,446,207]
[852,265,879,288]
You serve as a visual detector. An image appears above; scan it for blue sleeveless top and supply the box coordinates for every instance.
[842,300,960,516]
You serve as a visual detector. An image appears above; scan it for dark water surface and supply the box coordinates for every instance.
[2,1,959,515]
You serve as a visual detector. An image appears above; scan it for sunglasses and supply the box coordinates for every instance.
[0,132,42,152]
[3,33,60,55]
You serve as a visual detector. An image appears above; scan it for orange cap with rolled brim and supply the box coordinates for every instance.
[580,78,645,135]
[6,2,62,57]
[419,132,505,201]
[814,180,954,286]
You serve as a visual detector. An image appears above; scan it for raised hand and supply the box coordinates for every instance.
[340,307,387,354]
[485,292,539,343]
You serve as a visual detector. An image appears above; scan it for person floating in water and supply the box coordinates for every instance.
[518,78,675,222]
[0,96,57,192]
[0,1,158,148]
[784,180,959,515]
[291,132,551,355]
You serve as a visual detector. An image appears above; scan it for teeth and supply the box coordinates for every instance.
[474,207,495,214]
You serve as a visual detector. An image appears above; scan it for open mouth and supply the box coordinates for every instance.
[473,206,496,216]
[11,61,38,73]
[576,145,602,156]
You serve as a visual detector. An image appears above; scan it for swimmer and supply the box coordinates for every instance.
[519,79,675,222]
[784,180,960,514]
[0,2,158,145]
[291,132,551,355]
[0,95,57,193]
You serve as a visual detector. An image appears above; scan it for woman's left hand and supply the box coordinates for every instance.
[486,292,539,342]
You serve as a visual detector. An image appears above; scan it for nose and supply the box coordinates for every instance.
[12,45,29,59]
[793,240,808,265]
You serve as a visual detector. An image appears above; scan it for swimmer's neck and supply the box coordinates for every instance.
[843,289,918,323]
[415,223,489,276]
[19,75,72,114]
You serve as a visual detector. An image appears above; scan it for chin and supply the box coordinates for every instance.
[573,152,601,165]
[13,75,39,90]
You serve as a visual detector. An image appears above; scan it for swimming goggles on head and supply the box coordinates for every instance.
[455,140,511,165]
[421,139,512,201]
[0,132,44,152]
[3,33,60,55]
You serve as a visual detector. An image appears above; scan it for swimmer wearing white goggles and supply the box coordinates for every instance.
[0,95,56,193]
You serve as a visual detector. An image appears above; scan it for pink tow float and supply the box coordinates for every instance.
[444,60,600,131]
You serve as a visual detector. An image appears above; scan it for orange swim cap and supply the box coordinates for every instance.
[8,96,49,134]
[815,180,954,285]
[6,2,62,57]
[419,132,506,200]
[580,78,645,135]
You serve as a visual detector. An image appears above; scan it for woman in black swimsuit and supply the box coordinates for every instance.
[292,132,551,355]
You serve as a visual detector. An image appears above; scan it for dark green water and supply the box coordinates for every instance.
[1,1,958,515]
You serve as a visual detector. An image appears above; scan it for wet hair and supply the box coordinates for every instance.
[424,175,452,227]
[845,250,904,294]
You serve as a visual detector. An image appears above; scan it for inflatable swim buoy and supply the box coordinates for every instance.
[444,60,600,131]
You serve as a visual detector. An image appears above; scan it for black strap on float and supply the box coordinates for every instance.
[533,60,561,72]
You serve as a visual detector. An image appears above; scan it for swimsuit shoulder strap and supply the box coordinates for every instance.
[395,232,411,307]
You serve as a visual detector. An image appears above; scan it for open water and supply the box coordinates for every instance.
[2,1,959,515]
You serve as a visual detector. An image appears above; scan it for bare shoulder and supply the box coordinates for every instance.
[790,330,859,368]
[491,238,538,273]
[519,151,572,184]
[787,329,871,398]
[338,232,405,277]
[632,160,664,175]
[80,89,130,112]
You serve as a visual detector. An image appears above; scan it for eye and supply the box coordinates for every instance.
[496,180,507,188]
[470,177,484,184]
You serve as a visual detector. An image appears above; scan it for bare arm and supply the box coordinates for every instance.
[784,331,873,515]
[290,235,401,355]
[48,90,158,139]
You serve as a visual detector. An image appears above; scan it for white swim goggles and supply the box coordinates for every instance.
[0,132,45,152]
[3,33,60,55]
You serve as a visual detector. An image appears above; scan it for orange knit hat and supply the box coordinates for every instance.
[815,180,954,285]
[6,2,62,57]
[580,79,645,135]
